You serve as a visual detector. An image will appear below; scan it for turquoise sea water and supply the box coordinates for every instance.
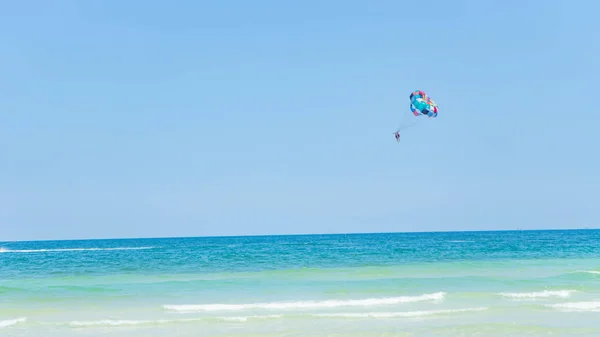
[2,230,600,336]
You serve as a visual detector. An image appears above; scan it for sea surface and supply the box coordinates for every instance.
[2,230,600,336]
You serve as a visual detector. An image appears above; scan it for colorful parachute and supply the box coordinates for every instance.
[409,90,438,118]
[394,90,439,142]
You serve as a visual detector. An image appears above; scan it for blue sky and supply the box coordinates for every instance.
[1,0,598,241]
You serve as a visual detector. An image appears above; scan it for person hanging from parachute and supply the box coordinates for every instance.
[394,89,439,143]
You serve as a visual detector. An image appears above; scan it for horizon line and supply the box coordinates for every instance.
[2,227,597,244]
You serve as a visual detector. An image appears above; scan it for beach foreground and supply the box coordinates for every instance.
[2,230,600,336]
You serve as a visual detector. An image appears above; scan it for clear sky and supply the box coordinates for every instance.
[1,0,599,241]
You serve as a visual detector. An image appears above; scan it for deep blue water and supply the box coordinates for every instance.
[2,229,600,336]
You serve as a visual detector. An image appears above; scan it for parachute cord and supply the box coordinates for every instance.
[396,108,422,132]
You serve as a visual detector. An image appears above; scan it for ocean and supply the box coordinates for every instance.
[2,230,600,336]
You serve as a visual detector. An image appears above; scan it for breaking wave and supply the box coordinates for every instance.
[164,292,446,312]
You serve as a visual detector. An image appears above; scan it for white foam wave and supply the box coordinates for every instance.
[68,308,479,327]
[70,318,201,327]
[315,307,488,318]
[60,308,487,328]
[497,290,575,299]
[0,317,26,328]
[0,247,156,253]
[164,292,445,312]
[219,315,283,322]
[69,315,283,327]
[547,301,600,312]
[576,270,600,275]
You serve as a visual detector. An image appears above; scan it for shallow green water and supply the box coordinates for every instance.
[2,230,600,336]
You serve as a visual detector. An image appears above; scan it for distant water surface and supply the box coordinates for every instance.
[2,230,600,336]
